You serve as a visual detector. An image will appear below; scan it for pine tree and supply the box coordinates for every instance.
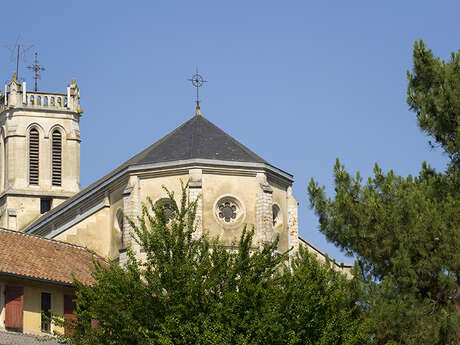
[308,41,460,345]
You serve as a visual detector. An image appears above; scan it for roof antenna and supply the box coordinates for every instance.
[27,52,46,91]
[188,68,207,116]
[5,34,33,80]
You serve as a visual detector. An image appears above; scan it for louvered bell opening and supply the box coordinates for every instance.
[29,128,39,185]
[52,130,62,186]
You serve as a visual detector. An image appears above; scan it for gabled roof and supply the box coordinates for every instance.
[0,228,106,286]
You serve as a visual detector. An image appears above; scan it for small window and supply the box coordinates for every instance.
[115,208,125,247]
[40,198,51,214]
[272,204,282,227]
[29,128,39,185]
[41,292,51,332]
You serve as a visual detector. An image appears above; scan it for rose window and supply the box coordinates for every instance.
[218,201,237,222]
[214,196,244,227]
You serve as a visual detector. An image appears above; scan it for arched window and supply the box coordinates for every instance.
[115,208,125,247]
[272,203,283,228]
[51,129,62,186]
[29,128,39,185]
[155,198,175,223]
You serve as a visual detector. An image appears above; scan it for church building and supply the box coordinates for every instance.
[0,72,349,269]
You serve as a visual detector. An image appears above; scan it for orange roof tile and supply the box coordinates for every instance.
[0,228,107,286]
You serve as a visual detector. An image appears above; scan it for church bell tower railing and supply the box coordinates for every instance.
[1,78,81,113]
[24,92,68,109]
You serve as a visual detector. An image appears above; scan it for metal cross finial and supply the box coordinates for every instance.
[27,52,46,91]
[188,69,207,116]
[5,34,33,79]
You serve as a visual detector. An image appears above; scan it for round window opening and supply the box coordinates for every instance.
[219,201,237,222]
[155,198,175,223]
[214,196,245,226]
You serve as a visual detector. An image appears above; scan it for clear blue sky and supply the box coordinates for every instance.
[1,1,456,262]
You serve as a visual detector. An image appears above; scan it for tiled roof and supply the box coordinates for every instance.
[0,228,106,286]
[0,330,59,345]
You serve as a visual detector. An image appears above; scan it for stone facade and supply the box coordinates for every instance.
[188,168,203,239]
[255,172,274,245]
[0,74,82,231]
[287,186,299,255]
[0,76,351,274]
[119,176,140,266]
[26,166,296,261]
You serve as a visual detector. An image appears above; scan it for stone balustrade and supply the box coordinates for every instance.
[1,77,80,113]
[24,92,68,108]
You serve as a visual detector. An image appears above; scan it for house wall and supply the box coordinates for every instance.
[0,276,75,335]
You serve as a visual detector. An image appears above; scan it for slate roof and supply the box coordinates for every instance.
[26,115,290,233]
[0,228,105,286]
[125,115,268,165]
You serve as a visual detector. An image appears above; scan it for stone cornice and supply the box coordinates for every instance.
[0,189,75,199]
[25,159,293,235]
[0,107,80,117]
[132,159,293,182]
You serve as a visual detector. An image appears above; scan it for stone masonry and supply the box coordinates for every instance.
[256,172,274,245]
[119,176,140,266]
[188,169,203,239]
[287,186,299,255]
[0,73,81,231]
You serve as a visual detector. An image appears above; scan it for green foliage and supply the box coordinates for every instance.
[407,40,460,165]
[308,41,460,345]
[56,182,368,345]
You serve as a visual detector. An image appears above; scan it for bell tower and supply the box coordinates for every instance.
[0,73,82,231]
